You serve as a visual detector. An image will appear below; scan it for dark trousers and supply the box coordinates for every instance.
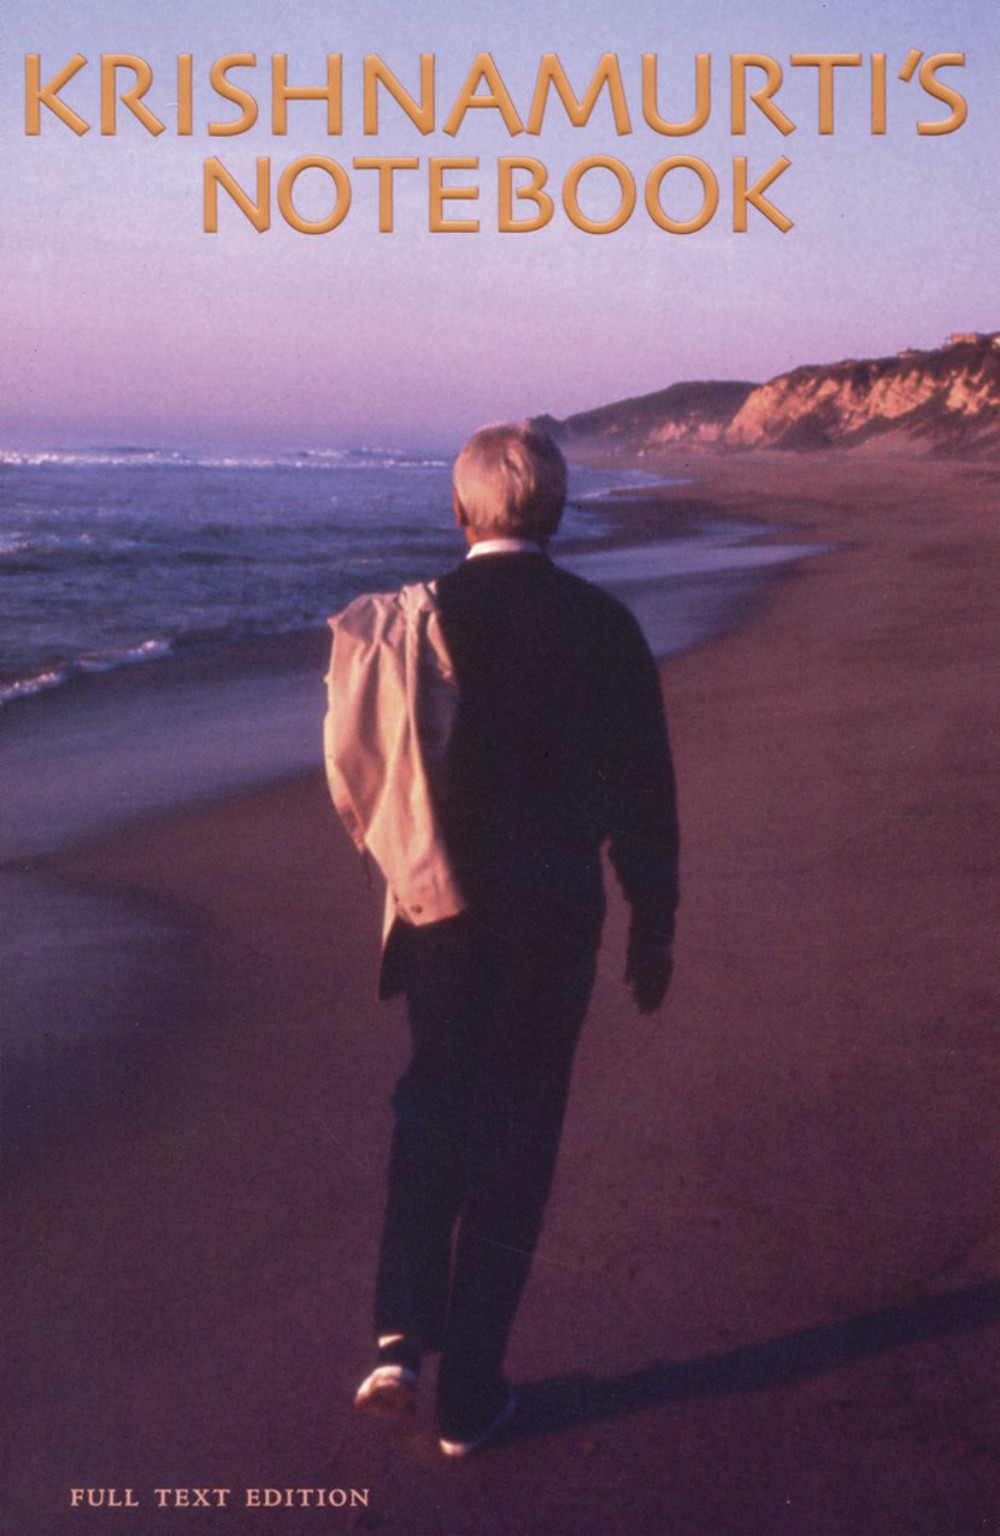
[374,913,597,1414]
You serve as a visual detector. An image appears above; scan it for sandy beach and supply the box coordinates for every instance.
[3,450,998,1535]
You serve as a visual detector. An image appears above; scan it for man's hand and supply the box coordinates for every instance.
[624,937,674,1014]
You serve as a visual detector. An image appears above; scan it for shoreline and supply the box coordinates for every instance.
[0,484,824,870]
[4,448,999,1534]
[0,457,671,715]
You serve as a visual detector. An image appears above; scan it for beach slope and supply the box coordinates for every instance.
[3,452,998,1536]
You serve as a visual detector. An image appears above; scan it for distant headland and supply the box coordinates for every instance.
[536,332,1000,458]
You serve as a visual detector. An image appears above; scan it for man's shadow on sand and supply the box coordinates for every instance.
[495,1279,1000,1448]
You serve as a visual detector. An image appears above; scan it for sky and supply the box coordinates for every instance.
[2,0,997,451]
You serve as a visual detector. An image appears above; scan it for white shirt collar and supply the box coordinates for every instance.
[465,537,545,559]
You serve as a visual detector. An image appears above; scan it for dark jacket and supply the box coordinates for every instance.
[433,550,679,952]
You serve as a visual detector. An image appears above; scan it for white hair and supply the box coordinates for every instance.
[452,423,567,542]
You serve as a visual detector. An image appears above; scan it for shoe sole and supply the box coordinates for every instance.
[354,1365,418,1417]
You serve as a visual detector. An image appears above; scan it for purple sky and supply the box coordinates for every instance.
[2,0,997,450]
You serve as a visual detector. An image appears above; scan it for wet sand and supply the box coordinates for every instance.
[3,450,998,1535]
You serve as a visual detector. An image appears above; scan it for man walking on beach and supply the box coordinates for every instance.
[325,423,679,1457]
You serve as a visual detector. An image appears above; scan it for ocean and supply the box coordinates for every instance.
[1,445,822,717]
[0,446,649,708]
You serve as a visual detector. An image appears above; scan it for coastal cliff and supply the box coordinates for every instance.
[537,332,1000,457]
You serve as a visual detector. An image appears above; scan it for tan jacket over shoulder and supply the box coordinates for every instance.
[325,581,466,994]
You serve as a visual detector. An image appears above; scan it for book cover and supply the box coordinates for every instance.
[3,2,997,1533]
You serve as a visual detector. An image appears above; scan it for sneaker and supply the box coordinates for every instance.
[439,1383,516,1458]
[354,1335,420,1416]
